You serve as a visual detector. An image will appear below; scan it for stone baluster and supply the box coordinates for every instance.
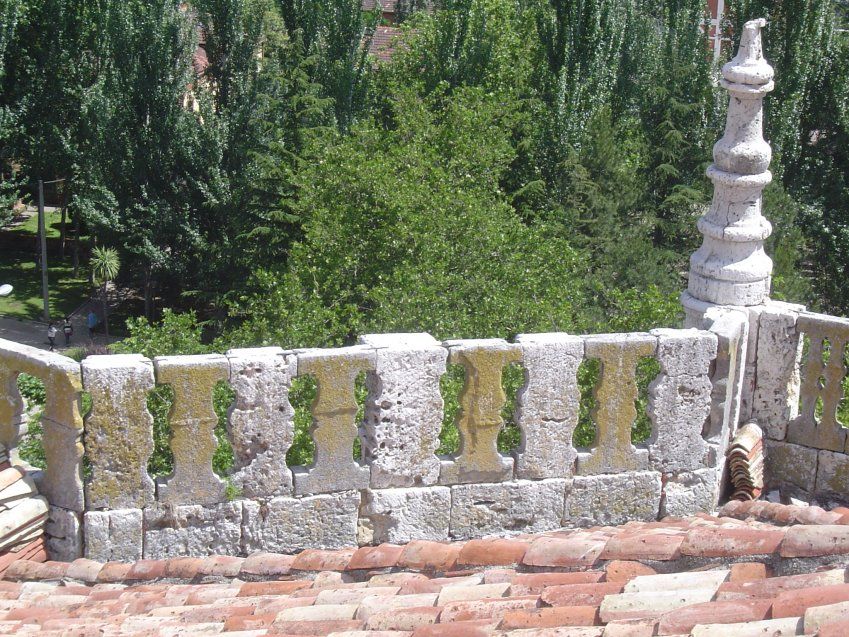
[688,19,775,307]
[154,354,229,506]
[226,347,297,498]
[647,329,716,472]
[439,339,521,485]
[0,363,25,465]
[293,346,374,496]
[38,359,85,514]
[513,333,582,479]
[577,334,655,475]
[82,355,156,509]
[788,314,849,452]
[359,333,447,488]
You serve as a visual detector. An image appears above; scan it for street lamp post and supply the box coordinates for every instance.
[38,179,49,322]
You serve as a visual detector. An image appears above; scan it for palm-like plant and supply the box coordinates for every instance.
[91,246,120,342]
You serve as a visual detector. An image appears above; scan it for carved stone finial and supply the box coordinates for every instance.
[688,19,774,307]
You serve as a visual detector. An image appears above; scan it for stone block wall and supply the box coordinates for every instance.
[1,327,734,561]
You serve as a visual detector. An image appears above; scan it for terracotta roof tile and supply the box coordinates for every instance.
[348,544,406,571]
[293,548,357,572]
[457,538,528,566]
[4,502,849,635]
[398,540,462,572]
[522,534,605,568]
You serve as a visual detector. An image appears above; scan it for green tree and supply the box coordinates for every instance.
[228,86,590,348]
[74,0,228,316]
[91,245,119,341]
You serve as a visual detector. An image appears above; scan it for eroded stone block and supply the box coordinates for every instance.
[144,502,242,559]
[0,364,25,463]
[40,420,84,512]
[513,334,582,479]
[154,354,230,506]
[647,331,715,473]
[449,479,568,540]
[752,306,803,440]
[243,491,359,553]
[651,329,717,377]
[439,339,520,485]
[361,487,450,544]
[85,508,143,562]
[359,334,447,488]
[764,440,818,494]
[648,374,712,472]
[815,450,849,497]
[661,469,719,518]
[45,506,81,561]
[293,347,373,495]
[226,347,297,498]
[565,472,661,527]
[577,334,656,475]
[82,355,156,510]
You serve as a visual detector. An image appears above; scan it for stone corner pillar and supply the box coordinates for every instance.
[687,18,775,310]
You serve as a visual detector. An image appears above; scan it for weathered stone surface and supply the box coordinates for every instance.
[144,502,242,558]
[0,365,25,464]
[651,329,717,377]
[647,372,712,469]
[815,450,849,497]
[243,491,359,553]
[45,506,81,561]
[787,313,849,452]
[565,472,661,527]
[764,440,818,494]
[661,469,719,518]
[359,334,447,488]
[449,479,568,539]
[688,20,775,307]
[752,305,803,440]
[647,330,714,473]
[154,354,230,506]
[577,334,655,475]
[701,307,748,453]
[40,419,84,512]
[226,347,296,498]
[439,339,520,485]
[82,355,156,509]
[293,346,374,495]
[0,340,85,511]
[84,508,143,562]
[513,333,582,479]
[360,487,450,544]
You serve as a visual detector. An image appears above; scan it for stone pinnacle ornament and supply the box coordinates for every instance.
[688,18,775,307]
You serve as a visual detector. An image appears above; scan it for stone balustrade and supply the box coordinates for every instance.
[751,309,849,502]
[0,328,734,561]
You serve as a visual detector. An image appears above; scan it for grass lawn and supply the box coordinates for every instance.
[0,251,92,320]
[4,208,66,239]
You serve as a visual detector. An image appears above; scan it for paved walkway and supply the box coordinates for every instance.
[0,315,112,351]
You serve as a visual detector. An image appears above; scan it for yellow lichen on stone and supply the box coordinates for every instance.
[578,334,656,475]
[83,356,156,509]
[154,355,229,505]
[440,340,520,484]
[293,347,374,495]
